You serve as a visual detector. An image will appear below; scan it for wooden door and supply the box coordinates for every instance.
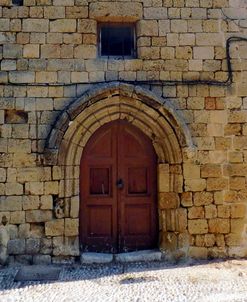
[80,120,157,253]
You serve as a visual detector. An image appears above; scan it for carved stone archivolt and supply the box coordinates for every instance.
[44,82,195,259]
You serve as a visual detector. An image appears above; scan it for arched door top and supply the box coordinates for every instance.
[44,82,194,166]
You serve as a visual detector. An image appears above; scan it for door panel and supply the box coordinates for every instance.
[89,167,111,195]
[127,167,148,194]
[80,120,157,253]
[80,125,118,253]
[87,206,113,237]
[118,121,157,252]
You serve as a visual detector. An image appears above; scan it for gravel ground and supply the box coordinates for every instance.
[1,259,247,302]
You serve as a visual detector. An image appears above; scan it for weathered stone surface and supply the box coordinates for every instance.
[188,247,208,259]
[0,196,22,211]
[188,207,204,219]
[160,232,178,252]
[33,255,52,265]
[115,250,162,263]
[53,236,79,256]
[8,239,25,255]
[23,19,49,32]
[208,219,230,234]
[89,2,142,21]
[26,210,52,223]
[26,238,40,254]
[159,192,179,209]
[194,192,213,206]
[0,226,9,265]
[81,252,113,264]
[50,19,76,32]
[188,219,208,235]
[45,219,64,236]
[15,265,60,281]
[64,218,78,236]
[158,164,170,192]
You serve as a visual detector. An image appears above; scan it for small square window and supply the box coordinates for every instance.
[12,0,23,5]
[98,23,136,59]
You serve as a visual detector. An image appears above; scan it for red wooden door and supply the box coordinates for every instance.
[80,120,157,253]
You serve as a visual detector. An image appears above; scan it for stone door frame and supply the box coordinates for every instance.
[44,82,195,258]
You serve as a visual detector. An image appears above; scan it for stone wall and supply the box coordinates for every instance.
[1,0,247,264]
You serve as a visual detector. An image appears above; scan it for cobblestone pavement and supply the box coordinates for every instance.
[1,260,247,302]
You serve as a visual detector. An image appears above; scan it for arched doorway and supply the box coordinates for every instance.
[44,82,194,259]
[80,120,158,253]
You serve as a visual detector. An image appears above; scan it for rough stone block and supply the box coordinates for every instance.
[8,239,25,255]
[70,196,79,218]
[53,236,79,256]
[207,178,228,191]
[33,255,52,265]
[6,183,23,196]
[26,210,52,223]
[23,196,40,210]
[201,164,222,178]
[208,218,230,234]
[9,71,35,83]
[81,252,113,264]
[159,192,179,209]
[217,205,230,218]
[40,238,52,254]
[188,219,208,234]
[188,207,204,219]
[50,19,76,32]
[137,20,159,37]
[231,204,246,218]
[205,205,217,219]
[26,238,40,254]
[3,44,22,59]
[44,7,65,19]
[183,164,200,179]
[10,211,25,224]
[19,224,30,239]
[89,2,142,21]
[40,195,53,210]
[188,246,208,259]
[45,219,64,236]
[23,44,39,59]
[25,182,44,195]
[193,192,213,206]
[144,7,168,19]
[74,45,96,59]
[185,179,206,192]
[78,19,96,34]
[181,192,193,207]
[64,218,78,236]
[0,168,7,182]
[23,19,49,32]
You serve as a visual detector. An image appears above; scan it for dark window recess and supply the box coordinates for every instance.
[99,24,136,58]
[12,0,23,5]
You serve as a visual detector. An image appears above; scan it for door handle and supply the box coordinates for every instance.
[116,179,124,189]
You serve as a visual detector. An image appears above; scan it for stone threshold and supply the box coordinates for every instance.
[80,250,162,264]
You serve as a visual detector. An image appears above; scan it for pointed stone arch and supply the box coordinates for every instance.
[45,82,194,166]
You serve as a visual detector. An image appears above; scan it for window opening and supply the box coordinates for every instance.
[98,23,136,59]
[12,0,23,5]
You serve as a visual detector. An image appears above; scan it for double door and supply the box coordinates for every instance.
[80,120,157,253]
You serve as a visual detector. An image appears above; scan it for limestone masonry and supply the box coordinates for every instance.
[1,0,247,264]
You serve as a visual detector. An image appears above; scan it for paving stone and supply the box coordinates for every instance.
[115,250,162,263]
[80,252,113,264]
[14,265,61,281]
